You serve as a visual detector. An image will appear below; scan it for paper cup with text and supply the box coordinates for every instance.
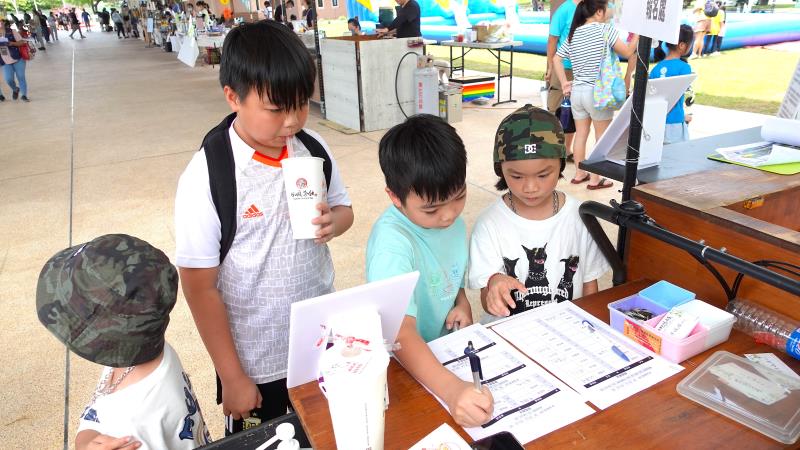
[319,345,389,450]
[281,156,327,240]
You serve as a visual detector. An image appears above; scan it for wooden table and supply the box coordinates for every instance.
[288,280,800,449]
[628,164,800,319]
[439,40,523,106]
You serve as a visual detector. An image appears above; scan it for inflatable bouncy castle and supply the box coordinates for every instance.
[346,0,800,55]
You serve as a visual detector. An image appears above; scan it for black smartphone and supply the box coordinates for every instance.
[471,431,525,450]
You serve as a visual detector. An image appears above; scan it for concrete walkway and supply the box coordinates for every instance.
[0,30,769,447]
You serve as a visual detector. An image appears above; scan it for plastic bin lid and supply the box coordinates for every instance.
[677,351,800,444]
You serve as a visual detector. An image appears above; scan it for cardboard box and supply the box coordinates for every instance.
[472,24,501,42]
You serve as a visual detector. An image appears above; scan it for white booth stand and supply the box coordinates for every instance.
[321,36,423,132]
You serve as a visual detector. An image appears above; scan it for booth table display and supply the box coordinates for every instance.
[439,40,523,106]
[580,127,763,184]
[321,36,423,132]
[288,280,800,449]
[195,33,226,49]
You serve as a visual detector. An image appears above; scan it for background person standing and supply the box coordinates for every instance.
[1,20,31,102]
[546,0,579,161]
[376,0,421,38]
[82,8,92,31]
[69,8,85,39]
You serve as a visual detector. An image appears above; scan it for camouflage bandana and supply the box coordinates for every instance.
[493,104,566,175]
[36,234,178,368]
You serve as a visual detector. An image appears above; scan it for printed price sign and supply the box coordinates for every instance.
[624,319,663,354]
[615,0,681,44]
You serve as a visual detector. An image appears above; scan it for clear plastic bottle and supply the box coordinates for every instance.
[726,299,800,360]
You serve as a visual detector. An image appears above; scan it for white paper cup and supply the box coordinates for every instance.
[281,156,326,240]
[319,346,389,450]
[539,85,549,109]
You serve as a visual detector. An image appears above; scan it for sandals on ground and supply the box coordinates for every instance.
[587,178,614,190]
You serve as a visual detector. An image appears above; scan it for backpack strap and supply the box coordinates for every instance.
[296,129,332,189]
[200,112,238,264]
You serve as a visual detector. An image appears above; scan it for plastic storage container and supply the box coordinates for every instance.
[677,351,800,444]
[608,294,670,332]
[639,280,695,309]
[639,314,709,363]
[673,300,736,349]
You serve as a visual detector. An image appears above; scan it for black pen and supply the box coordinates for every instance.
[464,341,483,393]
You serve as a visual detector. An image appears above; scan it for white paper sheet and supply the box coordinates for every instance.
[761,117,800,147]
[492,302,684,410]
[745,353,800,380]
[408,424,471,450]
[716,141,800,167]
[426,324,595,445]
[617,0,682,44]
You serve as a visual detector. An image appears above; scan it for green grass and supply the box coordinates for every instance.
[427,44,798,115]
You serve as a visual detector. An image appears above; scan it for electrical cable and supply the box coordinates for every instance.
[395,51,418,119]
[731,260,800,301]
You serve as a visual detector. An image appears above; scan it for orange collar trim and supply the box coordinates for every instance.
[252,146,288,167]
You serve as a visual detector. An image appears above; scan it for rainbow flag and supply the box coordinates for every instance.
[460,81,495,102]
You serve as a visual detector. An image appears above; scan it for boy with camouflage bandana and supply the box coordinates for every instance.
[468,105,610,317]
[36,234,211,450]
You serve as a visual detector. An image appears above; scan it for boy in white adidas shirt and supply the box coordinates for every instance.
[174,20,353,436]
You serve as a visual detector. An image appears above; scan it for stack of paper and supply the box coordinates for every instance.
[426,324,595,444]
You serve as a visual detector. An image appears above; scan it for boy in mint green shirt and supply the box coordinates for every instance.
[366,115,493,428]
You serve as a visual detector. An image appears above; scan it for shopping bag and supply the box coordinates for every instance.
[177,35,199,67]
[593,25,626,111]
[19,42,35,61]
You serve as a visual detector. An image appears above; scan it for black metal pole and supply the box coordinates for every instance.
[579,200,800,298]
[311,0,324,116]
[615,35,652,264]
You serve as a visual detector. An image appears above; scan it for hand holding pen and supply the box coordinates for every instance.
[442,340,493,427]
[465,341,484,393]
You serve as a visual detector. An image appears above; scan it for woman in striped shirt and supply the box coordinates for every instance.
[553,0,638,189]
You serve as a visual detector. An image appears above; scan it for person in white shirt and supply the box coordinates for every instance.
[263,1,274,19]
[469,105,610,318]
[175,21,354,437]
[36,234,211,450]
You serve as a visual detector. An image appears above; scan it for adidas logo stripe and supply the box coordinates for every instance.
[243,204,264,219]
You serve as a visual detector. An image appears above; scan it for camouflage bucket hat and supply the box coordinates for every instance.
[493,104,566,175]
[36,234,178,368]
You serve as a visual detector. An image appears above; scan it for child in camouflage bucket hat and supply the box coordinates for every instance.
[37,234,211,450]
[467,105,610,318]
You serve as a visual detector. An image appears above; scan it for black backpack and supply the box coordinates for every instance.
[199,112,332,263]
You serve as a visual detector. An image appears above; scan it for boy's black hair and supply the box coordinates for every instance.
[379,114,467,205]
[220,20,315,110]
[494,159,566,191]
[347,17,361,29]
